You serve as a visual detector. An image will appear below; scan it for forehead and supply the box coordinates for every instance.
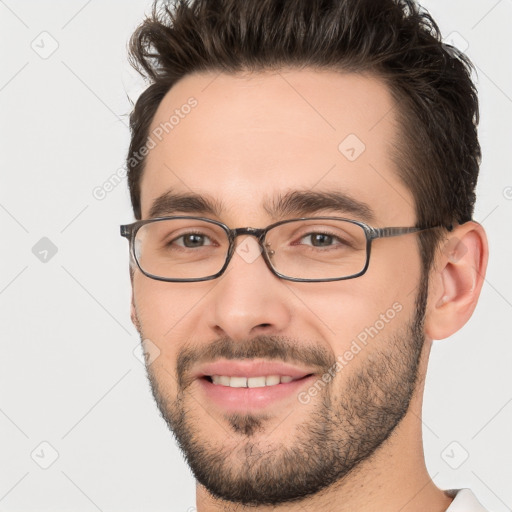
[140,69,414,225]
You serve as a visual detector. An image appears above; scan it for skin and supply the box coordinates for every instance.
[129,69,488,511]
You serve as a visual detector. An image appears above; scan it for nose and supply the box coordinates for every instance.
[208,236,292,341]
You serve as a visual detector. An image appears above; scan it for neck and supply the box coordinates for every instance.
[196,341,453,512]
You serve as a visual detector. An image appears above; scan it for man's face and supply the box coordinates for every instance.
[131,69,428,505]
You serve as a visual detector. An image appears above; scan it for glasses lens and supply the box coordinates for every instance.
[134,218,229,280]
[265,219,368,280]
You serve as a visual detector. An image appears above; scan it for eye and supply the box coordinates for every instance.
[172,232,214,248]
[299,232,345,247]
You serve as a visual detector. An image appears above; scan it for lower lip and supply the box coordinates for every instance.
[197,375,316,412]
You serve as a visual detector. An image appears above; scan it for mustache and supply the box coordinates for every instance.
[176,335,336,389]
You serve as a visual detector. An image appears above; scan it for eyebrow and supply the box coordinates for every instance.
[148,191,223,219]
[265,190,375,223]
[148,189,375,223]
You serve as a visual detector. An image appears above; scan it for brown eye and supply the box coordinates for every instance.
[309,233,334,247]
[300,232,345,247]
[173,233,213,248]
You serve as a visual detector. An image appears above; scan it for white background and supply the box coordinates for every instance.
[0,1,510,510]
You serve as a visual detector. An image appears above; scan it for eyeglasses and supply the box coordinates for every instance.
[120,216,447,283]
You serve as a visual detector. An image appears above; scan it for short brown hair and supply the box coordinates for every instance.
[126,0,480,270]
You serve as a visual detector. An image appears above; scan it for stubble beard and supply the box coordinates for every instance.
[139,277,428,506]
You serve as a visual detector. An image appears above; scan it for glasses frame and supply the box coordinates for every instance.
[120,216,450,283]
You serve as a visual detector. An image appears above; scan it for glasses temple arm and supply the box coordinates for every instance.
[369,224,454,240]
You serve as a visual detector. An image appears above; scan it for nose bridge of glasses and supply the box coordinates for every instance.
[230,226,266,242]
[228,226,272,263]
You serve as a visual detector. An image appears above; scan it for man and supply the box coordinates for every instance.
[120,0,489,510]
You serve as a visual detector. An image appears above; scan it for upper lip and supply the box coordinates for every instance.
[194,359,315,380]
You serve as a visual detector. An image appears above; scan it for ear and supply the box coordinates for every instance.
[131,293,142,333]
[130,270,142,333]
[128,265,141,333]
[424,222,488,340]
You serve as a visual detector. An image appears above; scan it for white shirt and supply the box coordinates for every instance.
[446,489,489,511]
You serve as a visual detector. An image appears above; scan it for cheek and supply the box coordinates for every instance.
[290,284,404,350]
[132,274,209,358]
[290,251,420,350]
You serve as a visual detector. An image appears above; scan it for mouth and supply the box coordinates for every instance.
[203,374,313,388]
[196,362,317,412]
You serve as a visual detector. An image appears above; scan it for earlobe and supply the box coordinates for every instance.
[424,222,488,340]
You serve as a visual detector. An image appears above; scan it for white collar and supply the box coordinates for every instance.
[446,489,488,511]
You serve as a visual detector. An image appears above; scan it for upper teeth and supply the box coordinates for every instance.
[211,375,295,388]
